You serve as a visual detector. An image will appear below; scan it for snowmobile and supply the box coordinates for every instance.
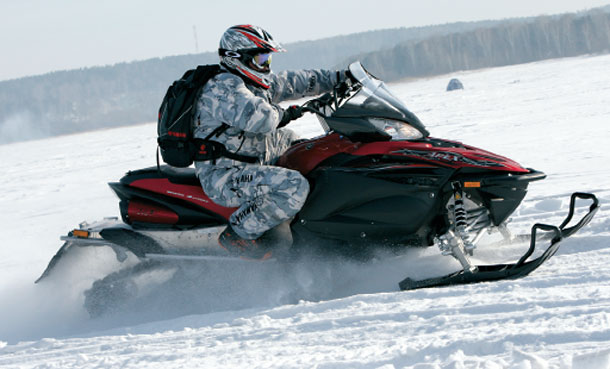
[37,62,598,310]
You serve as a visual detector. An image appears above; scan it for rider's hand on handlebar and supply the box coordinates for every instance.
[278,105,304,128]
[335,80,351,97]
[335,69,358,97]
[345,69,357,84]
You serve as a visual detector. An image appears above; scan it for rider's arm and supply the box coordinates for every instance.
[198,73,283,134]
[269,70,344,103]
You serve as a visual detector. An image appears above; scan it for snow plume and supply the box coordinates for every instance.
[0,243,460,344]
[78,247,454,323]
[0,281,87,343]
[0,246,127,343]
[106,245,462,322]
[0,111,51,144]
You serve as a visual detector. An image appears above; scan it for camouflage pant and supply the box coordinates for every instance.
[196,128,309,239]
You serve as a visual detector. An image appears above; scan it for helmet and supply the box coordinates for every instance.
[218,25,285,89]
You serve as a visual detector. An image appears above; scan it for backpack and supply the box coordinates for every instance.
[157,64,222,167]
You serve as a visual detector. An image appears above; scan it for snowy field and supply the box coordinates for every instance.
[1,54,609,368]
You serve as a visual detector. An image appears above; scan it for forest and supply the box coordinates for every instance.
[355,10,610,81]
[1,7,609,144]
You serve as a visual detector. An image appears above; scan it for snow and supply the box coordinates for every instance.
[1,54,609,368]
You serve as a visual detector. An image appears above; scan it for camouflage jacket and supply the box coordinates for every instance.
[193,66,342,167]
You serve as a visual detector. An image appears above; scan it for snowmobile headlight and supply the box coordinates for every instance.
[368,118,423,140]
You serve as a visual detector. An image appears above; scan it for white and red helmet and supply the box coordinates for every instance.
[219,25,285,89]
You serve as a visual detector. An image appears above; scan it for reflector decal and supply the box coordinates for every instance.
[391,149,505,168]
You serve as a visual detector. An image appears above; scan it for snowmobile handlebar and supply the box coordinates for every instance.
[300,79,358,117]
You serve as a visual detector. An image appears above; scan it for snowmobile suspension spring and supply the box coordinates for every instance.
[451,182,468,230]
[454,197,468,229]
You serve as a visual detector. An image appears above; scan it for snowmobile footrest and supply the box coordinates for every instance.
[399,192,599,290]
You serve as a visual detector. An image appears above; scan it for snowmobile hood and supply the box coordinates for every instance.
[278,134,531,176]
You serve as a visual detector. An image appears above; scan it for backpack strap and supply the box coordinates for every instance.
[193,123,258,164]
[203,123,230,140]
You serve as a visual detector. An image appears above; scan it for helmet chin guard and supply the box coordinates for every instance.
[218,25,285,89]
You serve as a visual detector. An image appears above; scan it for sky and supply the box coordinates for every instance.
[1,0,609,81]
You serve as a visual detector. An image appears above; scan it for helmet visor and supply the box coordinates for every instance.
[252,52,272,69]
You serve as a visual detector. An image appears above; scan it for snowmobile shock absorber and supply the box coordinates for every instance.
[436,230,478,274]
[451,182,475,251]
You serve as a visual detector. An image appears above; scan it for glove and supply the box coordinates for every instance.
[337,69,357,84]
[345,69,357,84]
[335,69,358,97]
[278,105,303,128]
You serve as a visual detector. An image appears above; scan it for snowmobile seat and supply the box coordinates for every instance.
[122,166,201,186]
[158,165,200,185]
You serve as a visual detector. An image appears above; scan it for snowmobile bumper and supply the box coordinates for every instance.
[399,192,599,290]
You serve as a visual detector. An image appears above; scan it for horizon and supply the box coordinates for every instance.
[2,0,610,82]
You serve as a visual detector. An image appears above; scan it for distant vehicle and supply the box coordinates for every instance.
[447,78,464,91]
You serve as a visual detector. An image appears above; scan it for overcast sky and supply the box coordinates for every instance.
[1,0,609,81]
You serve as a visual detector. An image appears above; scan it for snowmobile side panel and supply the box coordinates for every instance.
[127,200,179,225]
[111,166,237,224]
[128,178,236,220]
[293,165,452,248]
[109,182,228,227]
[277,133,361,175]
[451,169,546,226]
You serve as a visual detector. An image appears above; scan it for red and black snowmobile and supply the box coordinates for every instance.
[37,62,598,313]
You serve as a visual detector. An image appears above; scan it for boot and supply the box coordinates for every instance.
[218,226,273,260]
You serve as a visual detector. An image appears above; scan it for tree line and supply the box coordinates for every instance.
[1,7,609,144]
[354,11,610,81]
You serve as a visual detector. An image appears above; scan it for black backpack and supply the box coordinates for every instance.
[157,64,222,167]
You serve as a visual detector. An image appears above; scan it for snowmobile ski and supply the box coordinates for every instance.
[399,192,599,290]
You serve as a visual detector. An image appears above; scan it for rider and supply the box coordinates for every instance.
[193,24,350,259]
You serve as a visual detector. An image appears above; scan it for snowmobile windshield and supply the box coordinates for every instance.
[329,62,429,140]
